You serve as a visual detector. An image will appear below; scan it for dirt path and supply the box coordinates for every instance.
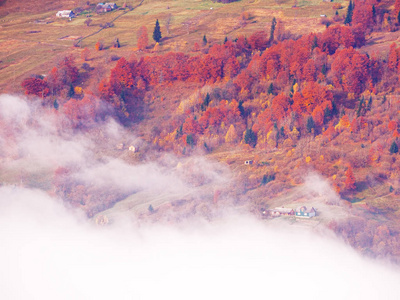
[76,0,145,47]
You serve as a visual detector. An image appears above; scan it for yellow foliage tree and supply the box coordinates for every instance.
[293,82,299,94]
[335,115,350,131]
[225,124,238,143]
[153,42,160,53]
[74,86,83,95]
[290,126,300,140]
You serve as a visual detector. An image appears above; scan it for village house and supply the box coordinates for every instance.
[56,10,75,18]
[267,207,295,217]
[295,206,316,218]
[244,160,253,165]
[116,143,124,150]
[96,3,118,12]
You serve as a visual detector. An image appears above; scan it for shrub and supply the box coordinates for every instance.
[390,141,399,154]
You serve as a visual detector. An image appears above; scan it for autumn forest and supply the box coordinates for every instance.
[4,0,400,263]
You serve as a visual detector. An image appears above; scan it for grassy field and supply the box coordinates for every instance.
[0,0,344,92]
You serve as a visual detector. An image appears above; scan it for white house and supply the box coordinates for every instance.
[295,206,316,218]
[56,10,75,18]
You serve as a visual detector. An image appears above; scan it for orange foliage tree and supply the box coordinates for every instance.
[95,40,104,51]
[137,26,148,51]
[345,165,356,191]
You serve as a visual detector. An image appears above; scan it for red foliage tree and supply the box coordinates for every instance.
[271,93,291,121]
[319,25,355,54]
[183,116,202,135]
[235,35,250,56]
[63,93,100,128]
[331,47,370,95]
[388,42,398,72]
[109,57,135,93]
[312,105,324,128]
[58,55,79,86]
[98,78,113,100]
[198,54,224,83]
[302,59,317,82]
[351,24,366,48]
[21,77,49,98]
[223,56,241,80]
[352,2,374,29]
[234,69,254,91]
[248,31,269,51]
[47,67,62,95]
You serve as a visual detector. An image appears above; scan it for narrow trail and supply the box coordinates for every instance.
[76,0,145,47]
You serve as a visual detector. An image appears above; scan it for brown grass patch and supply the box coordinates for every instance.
[59,35,82,40]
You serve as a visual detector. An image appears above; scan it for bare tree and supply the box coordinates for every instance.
[182,20,197,35]
[165,14,172,35]
[84,18,92,27]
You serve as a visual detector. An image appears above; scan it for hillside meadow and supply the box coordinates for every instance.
[0,0,340,92]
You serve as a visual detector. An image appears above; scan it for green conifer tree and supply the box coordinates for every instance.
[153,19,162,43]
[344,0,353,25]
[244,128,257,148]
[203,35,207,46]
[269,17,277,43]
[67,84,74,98]
[268,83,274,95]
[390,141,399,154]
[306,116,315,133]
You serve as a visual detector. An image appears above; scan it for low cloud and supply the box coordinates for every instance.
[1,186,400,300]
[1,94,400,299]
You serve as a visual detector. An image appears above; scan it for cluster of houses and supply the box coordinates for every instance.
[56,3,117,18]
[263,206,316,218]
[115,143,138,153]
[96,3,118,13]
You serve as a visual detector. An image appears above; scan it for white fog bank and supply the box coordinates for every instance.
[1,186,400,300]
